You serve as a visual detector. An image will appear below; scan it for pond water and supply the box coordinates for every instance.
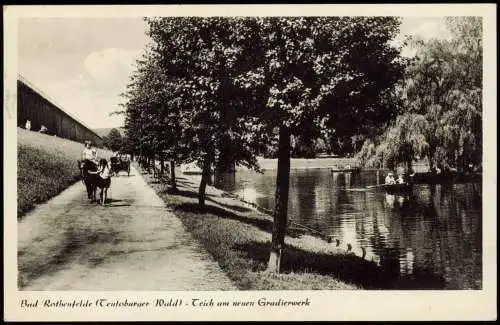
[215,169,482,290]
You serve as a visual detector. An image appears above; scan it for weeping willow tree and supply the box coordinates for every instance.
[357,113,429,169]
[358,17,482,172]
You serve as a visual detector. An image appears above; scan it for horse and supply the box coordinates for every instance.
[78,159,97,202]
[78,159,111,205]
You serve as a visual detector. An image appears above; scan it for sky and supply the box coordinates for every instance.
[17,17,451,129]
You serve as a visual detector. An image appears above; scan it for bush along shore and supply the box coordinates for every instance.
[138,163,442,290]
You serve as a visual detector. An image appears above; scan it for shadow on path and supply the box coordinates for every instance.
[173,202,273,234]
[172,201,305,239]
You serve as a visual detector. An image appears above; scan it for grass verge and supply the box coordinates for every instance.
[17,145,81,217]
[17,128,110,218]
[140,163,437,290]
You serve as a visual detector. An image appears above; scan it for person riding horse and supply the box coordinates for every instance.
[82,140,99,169]
[79,140,111,204]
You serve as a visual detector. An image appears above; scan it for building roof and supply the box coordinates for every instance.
[17,74,102,140]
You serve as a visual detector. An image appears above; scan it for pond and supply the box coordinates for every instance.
[215,168,482,290]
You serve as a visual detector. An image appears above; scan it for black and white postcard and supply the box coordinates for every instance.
[3,4,497,321]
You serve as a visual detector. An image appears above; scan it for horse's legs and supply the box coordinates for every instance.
[99,187,104,205]
[86,183,93,201]
[102,188,108,205]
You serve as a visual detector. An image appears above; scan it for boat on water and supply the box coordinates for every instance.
[382,183,413,195]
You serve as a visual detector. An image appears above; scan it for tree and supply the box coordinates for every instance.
[237,17,406,272]
[358,17,482,172]
[123,17,405,273]
[124,18,270,209]
[122,46,184,188]
[104,128,123,152]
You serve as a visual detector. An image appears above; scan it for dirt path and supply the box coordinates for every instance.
[18,165,236,290]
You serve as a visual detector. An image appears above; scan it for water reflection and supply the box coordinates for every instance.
[217,169,482,289]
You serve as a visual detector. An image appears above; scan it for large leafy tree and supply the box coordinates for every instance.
[123,17,405,273]
[358,17,482,172]
[123,47,187,190]
[125,18,269,208]
[236,17,406,272]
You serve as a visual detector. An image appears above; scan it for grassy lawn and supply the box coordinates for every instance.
[17,128,110,218]
[138,164,422,290]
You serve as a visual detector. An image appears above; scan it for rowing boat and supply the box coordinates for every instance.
[383,183,413,195]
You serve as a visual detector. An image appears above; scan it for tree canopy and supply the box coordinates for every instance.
[123,17,407,272]
[357,17,482,172]
[102,128,124,152]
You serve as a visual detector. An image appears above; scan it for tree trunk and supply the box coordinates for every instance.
[215,158,236,189]
[160,155,164,175]
[170,160,177,192]
[267,126,291,273]
[198,154,213,210]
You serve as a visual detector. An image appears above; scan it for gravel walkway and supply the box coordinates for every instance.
[18,165,236,290]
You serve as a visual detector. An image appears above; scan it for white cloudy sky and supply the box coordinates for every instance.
[17,17,451,129]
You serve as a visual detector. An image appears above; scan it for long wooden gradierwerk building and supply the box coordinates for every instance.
[17,74,102,146]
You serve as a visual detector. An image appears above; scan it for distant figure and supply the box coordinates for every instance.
[39,125,48,133]
[385,172,396,185]
[397,174,405,184]
[25,120,31,130]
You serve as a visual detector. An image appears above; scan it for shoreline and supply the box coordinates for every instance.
[139,163,438,290]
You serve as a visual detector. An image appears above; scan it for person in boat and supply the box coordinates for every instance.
[82,140,99,169]
[385,172,396,185]
[397,173,405,184]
